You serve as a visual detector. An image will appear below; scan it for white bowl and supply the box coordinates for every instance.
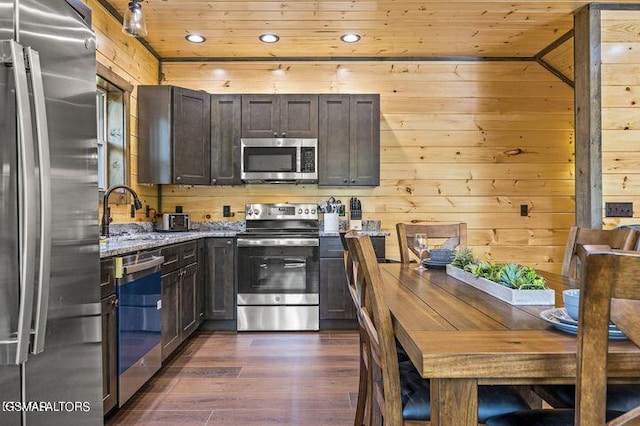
[563,289,580,321]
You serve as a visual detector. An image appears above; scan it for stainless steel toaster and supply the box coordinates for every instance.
[155,213,190,232]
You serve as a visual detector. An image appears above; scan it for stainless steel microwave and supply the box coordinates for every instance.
[240,138,318,183]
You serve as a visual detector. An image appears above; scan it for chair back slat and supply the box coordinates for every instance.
[574,245,640,426]
[561,227,638,279]
[396,222,467,264]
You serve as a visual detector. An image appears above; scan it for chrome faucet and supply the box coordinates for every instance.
[101,184,143,237]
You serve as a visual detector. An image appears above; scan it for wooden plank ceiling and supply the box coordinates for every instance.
[103,1,635,59]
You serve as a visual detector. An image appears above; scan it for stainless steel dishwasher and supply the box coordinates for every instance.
[115,250,164,407]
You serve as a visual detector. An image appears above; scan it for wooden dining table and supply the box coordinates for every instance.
[379,263,640,426]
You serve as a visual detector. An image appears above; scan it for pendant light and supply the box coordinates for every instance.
[122,0,148,37]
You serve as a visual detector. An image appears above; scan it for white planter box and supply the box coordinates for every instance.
[445,265,555,306]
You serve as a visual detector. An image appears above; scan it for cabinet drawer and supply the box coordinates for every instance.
[320,237,345,258]
[181,241,198,266]
[161,240,200,275]
[100,258,115,299]
[160,244,182,275]
[320,236,385,260]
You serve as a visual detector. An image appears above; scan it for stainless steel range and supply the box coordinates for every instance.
[237,203,319,331]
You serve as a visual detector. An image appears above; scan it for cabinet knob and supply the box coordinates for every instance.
[113,298,119,307]
[273,132,278,137]
[211,178,217,184]
[343,178,348,183]
[351,179,356,183]
[175,176,182,182]
[281,132,286,138]
[226,240,232,245]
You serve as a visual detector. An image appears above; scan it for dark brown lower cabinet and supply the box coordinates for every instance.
[101,294,118,416]
[320,258,355,320]
[204,238,236,321]
[319,236,385,327]
[180,263,199,337]
[161,269,181,361]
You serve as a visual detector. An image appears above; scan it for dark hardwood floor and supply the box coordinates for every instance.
[106,331,360,425]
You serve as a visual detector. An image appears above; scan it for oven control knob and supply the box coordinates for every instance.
[298,208,303,214]
[246,210,252,216]
[254,209,260,216]
[304,209,309,214]
[275,296,281,302]
[311,208,316,214]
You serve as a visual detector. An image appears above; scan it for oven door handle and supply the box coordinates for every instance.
[237,238,319,247]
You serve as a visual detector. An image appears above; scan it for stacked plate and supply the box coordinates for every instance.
[540,308,627,340]
[421,259,450,269]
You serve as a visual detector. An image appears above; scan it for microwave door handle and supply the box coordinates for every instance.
[0,41,37,365]
[296,146,302,173]
[26,48,52,355]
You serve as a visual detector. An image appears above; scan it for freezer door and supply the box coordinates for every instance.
[0,0,12,40]
[19,0,103,424]
[0,2,23,425]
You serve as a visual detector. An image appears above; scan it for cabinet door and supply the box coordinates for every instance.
[196,240,205,323]
[161,270,181,361]
[180,263,199,339]
[101,295,118,416]
[172,87,211,185]
[279,95,318,138]
[318,94,351,186]
[211,94,241,185]
[204,238,236,320]
[320,258,355,320]
[100,258,115,300]
[241,95,279,138]
[349,95,380,186]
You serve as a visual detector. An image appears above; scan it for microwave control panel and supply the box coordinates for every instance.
[301,147,316,173]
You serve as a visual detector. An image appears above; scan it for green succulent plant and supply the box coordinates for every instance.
[451,248,475,269]
[450,249,548,290]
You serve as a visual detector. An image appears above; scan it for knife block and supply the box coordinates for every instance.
[349,209,362,230]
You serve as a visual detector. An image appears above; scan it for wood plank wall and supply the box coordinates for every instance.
[162,62,574,272]
[601,10,640,229]
[85,0,159,223]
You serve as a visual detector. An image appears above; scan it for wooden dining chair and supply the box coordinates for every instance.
[346,232,531,426]
[396,222,467,264]
[534,226,640,413]
[561,226,638,280]
[486,245,640,426]
[341,231,371,426]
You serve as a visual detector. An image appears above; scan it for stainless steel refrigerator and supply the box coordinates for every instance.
[0,0,102,424]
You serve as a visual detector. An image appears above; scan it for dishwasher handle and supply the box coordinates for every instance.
[124,256,165,275]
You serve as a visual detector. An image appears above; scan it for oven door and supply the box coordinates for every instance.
[237,237,319,305]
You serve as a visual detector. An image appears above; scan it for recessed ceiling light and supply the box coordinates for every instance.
[259,34,280,43]
[341,33,361,43]
[185,34,206,43]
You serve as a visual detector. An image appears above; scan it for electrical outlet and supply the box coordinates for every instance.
[520,204,528,217]
[605,202,633,217]
[223,205,231,217]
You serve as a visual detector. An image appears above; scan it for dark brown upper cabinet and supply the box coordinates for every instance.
[210,94,241,185]
[138,85,211,185]
[241,94,318,139]
[318,94,380,187]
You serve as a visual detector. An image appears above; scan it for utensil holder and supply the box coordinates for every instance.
[324,213,339,233]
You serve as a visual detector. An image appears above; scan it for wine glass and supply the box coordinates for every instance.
[413,233,429,271]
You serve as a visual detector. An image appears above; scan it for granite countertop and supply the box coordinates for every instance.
[319,231,390,237]
[100,220,388,258]
[100,221,243,258]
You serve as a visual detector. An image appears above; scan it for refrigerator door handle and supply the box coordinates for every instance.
[26,47,52,355]
[0,41,37,365]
